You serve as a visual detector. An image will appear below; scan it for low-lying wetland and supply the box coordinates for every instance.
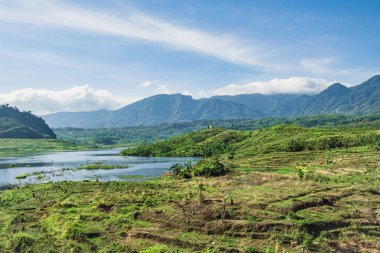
[0,149,199,187]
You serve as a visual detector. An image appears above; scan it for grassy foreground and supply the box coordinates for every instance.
[1,142,379,251]
[0,125,379,252]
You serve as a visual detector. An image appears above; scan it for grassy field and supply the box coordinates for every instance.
[0,139,101,157]
[122,124,380,158]
[0,124,379,252]
[0,146,379,252]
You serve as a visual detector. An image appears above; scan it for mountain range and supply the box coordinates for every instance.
[43,75,380,128]
[0,105,56,139]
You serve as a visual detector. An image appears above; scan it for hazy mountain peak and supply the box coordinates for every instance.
[321,82,349,96]
[368,74,380,80]
[361,75,380,87]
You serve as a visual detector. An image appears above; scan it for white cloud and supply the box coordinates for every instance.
[0,0,260,67]
[209,77,331,96]
[138,81,152,88]
[0,85,136,115]
[138,80,171,94]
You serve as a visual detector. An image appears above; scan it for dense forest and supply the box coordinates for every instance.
[56,114,380,146]
[0,105,56,139]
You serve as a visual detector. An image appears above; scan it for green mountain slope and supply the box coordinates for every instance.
[55,114,380,146]
[0,105,56,139]
[122,124,380,157]
[213,93,304,116]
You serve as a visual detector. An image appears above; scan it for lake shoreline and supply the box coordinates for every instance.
[0,148,200,187]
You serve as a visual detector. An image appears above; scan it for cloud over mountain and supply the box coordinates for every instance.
[0,85,134,115]
[211,77,331,96]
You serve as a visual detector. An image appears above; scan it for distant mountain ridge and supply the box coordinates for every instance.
[0,105,56,139]
[44,94,264,128]
[43,75,380,128]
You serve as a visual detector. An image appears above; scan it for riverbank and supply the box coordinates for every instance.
[0,148,197,188]
[0,139,102,158]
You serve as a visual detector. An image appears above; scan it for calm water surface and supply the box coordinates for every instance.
[0,149,199,188]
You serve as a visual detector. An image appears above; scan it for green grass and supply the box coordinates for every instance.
[1,146,379,252]
[0,139,100,157]
[75,162,128,170]
[15,173,33,180]
[15,172,44,180]
[118,175,146,179]
[122,125,380,157]
[1,123,379,252]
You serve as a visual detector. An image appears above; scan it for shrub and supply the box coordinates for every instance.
[287,139,305,152]
[305,171,330,183]
[170,159,231,178]
[297,167,305,180]
[193,158,231,177]
[374,142,380,151]
[170,162,193,179]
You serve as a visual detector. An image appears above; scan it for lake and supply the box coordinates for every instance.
[0,148,199,188]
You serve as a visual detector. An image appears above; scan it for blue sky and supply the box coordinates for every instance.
[0,0,379,114]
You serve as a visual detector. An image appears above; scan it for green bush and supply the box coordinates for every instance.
[193,159,231,177]
[297,167,305,180]
[170,162,193,179]
[287,139,305,152]
[170,159,231,178]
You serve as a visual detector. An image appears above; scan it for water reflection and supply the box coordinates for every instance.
[0,149,199,187]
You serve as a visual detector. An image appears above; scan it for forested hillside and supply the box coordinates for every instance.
[55,114,380,145]
[122,124,380,157]
[0,105,56,139]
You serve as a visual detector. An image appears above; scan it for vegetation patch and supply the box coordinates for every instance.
[0,138,97,158]
[122,125,380,158]
[118,175,146,179]
[1,122,379,252]
[8,232,36,252]
[56,114,380,146]
[15,171,44,180]
[170,159,231,179]
[76,162,128,170]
